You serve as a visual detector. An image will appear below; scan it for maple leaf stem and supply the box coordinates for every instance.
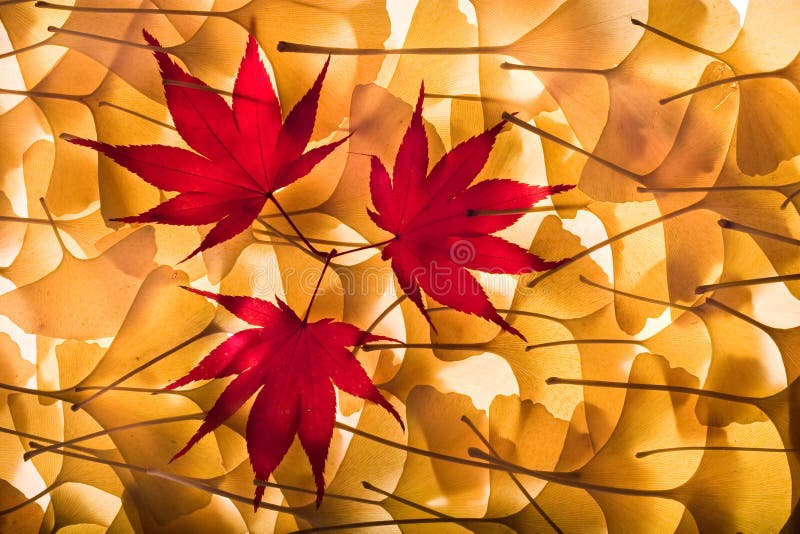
[46,26,167,52]
[630,18,721,59]
[71,323,219,411]
[502,112,640,181]
[361,481,455,519]
[27,442,307,516]
[98,101,176,131]
[332,237,395,258]
[525,339,645,352]
[35,1,230,17]
[162,80,235,98]
[255,218,322,262]
[718,218,800,246]
[460,415,563,534]
[661,70,784,105]
[501,62,608,75]
[579,275,697,312]
[636,445,800,458]
[277,41,506,56]
[696,274,800,294]
[527,205,698,288]
[267,195,326,257]
[303,250,335,323]
[545,376,758,404]
[23,413,205,461]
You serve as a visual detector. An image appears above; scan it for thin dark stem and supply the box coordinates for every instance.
[277,41,505,55]
[255,217,322,262]
[71,325,218,411]
[637,184,796,194]
[24,413,205,460]
[526,339,644,352]
[546,377,758,404]
[36,1,229,16]
[39,196,68,254]
[360,342,488,352]
[28,443,303,515]
[46,26,167,52]
[267,194,325,257]
[162,80,234,98]
[0,483,58,516]
[718,219,800,246]
[0,382,69,402]
[352,295,407,358]
[704,297,771,332]
[0,40,48,60]
[0,87,85,102]
[253,480,380,506]
[253,228,371,248]
[503,112,640,180]
[696,274,800,294]
[636,445,800,458]
[0,215,49,225]
[461,416,562,534]
[661,70,783,105]
[630,18,721,59]
[579,275,697,311]
[501,62,608,75]
[332,238,395,258]
[98,101,176,131]
[303,251,335,323]
[361,481,453,519]
[292,517,498,534]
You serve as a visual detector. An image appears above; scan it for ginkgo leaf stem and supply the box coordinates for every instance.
[635,445,800,458]
[718,219,800,246]
[526,339,645,352]
[361,481,454,519]
[661,70,783,105]
[0,215,50,224]
[46,26,167,52]
[98,101,176,131]
[0,382,69,402]
[267,194,326,257]
[704,297,772,332]
[696,274,800,294]
[461,415,563,534]
[255,217,321,262]
[630,18,721,59]
[502,112,640,180]
[303,250,335,323]
[0,40,49,60]
[0,87,86,102]
[579,275,697,311]
[637,183,800,194]
[360,342,487,352]
[0,483,58,516]
[501,62,608,75]
[545,377,757,404]
[35,1,230,16]
[39,197,68,254]
[71,324,219,411]
[27,443,305,516]
[162,80,234,98]
[23,413,205,461]
[352,295,407,357]
[423,92,483,101]
[253,480,380,506]
[292,517,499,533]
[73,385,184,395]
[527,204,697,288]
[277,41,505,56]
[468,448,665,497]
[468,204,583,215]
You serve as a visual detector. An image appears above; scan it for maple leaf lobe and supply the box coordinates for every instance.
[70,31,345,260]
[167,287,402,509]
[368,84,574,339]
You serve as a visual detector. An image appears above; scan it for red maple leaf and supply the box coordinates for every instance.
[368,85,574,339]
[167,288,402,509]
[71,31,346,260]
